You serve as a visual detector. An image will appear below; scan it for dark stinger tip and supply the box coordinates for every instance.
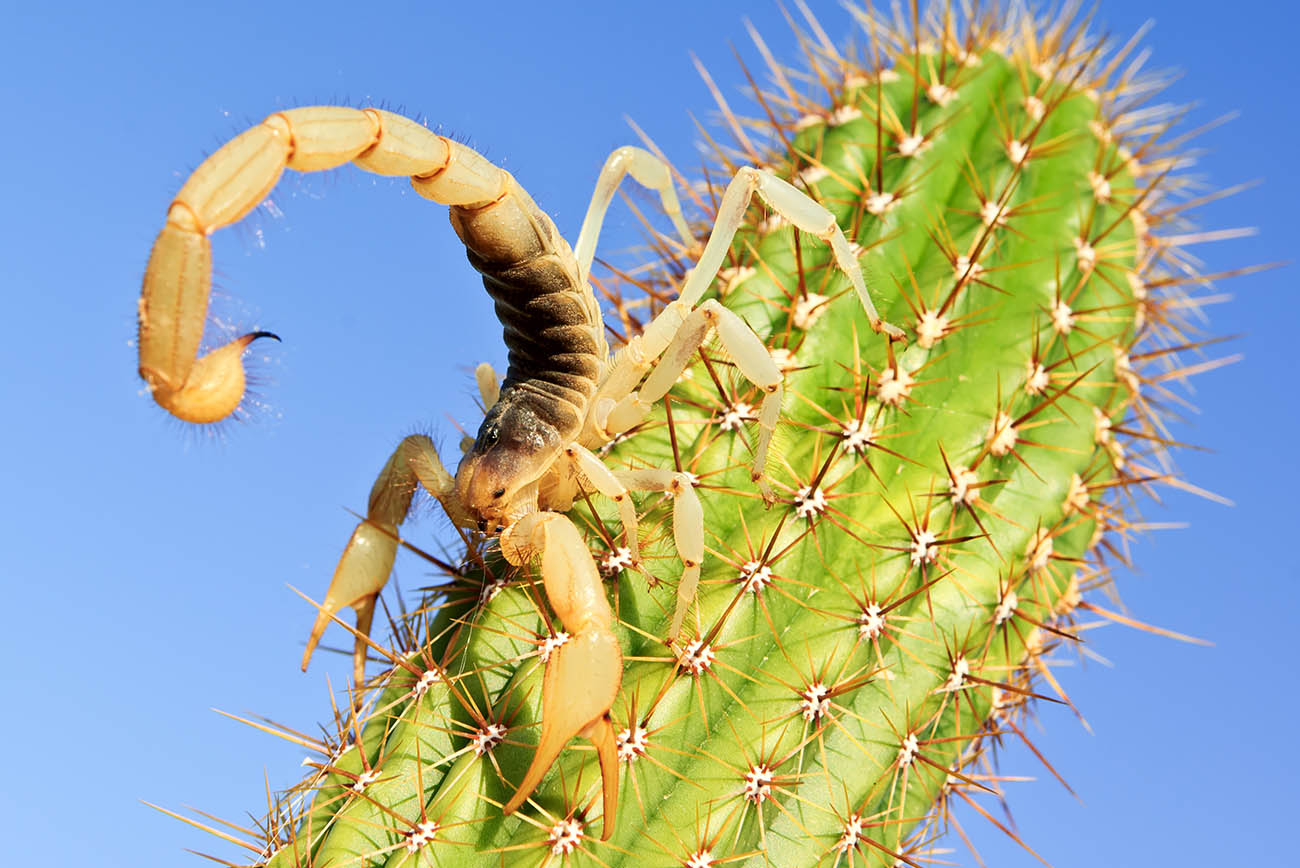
[250,330,282,343]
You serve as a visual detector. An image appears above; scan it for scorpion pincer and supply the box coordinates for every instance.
[136,105,902,839]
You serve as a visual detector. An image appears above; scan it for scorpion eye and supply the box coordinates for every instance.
[491,487,506,499]
[479,425,500,448]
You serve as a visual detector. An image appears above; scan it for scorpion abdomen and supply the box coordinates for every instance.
[451,176,603,443]
[476,254,601,434]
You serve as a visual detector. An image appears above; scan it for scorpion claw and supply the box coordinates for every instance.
[301,519,398,691]
[503,627,622,836]
[587,713,619,841]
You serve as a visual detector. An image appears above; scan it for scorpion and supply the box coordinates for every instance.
[136,106,903,838]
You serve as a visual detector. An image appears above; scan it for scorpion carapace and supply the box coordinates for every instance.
[137,105,903,840]
[457,392,564,533]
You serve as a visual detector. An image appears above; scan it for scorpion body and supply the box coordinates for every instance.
[137,105,901,840]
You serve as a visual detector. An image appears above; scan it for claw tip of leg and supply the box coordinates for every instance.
[300,640,320,673]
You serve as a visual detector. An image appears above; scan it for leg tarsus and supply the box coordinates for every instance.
[667,561,701,643]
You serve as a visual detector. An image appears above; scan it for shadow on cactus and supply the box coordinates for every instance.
[144,3,1246,865]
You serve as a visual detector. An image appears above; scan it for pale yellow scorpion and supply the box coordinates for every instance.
[137,106,901,837]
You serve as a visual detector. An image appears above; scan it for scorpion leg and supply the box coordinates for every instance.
[301,434,468,689]
[613,469,704,643]
[672,166,906,339]
[590,167,906,490]
[306,365,499,686]
[601,298,784,501]
[573,146,695,285]
[474,362,501,410]
[499,511,621,839]
[564,443,644,571]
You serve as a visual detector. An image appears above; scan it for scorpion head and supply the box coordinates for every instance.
[456,394,563,535]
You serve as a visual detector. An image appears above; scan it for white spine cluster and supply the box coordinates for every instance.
[411,669,441,700]
[916,309,950,348]
[1026,528,1054,572]
[830,104,863,125]
[793,293,831,329]
[548,819,583,856]
[793,486,828,519]
[684,849,717,868]
[857,603,888,640]
[1024,359,1050,395]
[478,577,506,606]
[866,191,897,214]
[953,254,984,284]
[617,724,650,763]
[1051,298,1075,335]
[738,560,774,594]
[939,655,970,692]
[949,465,980,506]
[897,733,920,769]
[717,402,757,432]
[601,546,633,577]
[681,640,716,675]
[927,82,957,104]
[405,821,440,854]
[1064,472,1090,515]
[841,417,877,456]
[743,764,775,804]
[799,682,833,722]
[897,132,927,156]
[472,723,506,757]
[877,366,914,406]
[539,631,571,664]
[988,411,1019,456]
[835,813,865,853]
[910,529,940,566]
[981,198,1009,227]
[995,590,1019,626]
[1024,94,1045,120]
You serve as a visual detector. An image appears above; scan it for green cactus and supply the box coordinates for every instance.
[168,4,1230,866]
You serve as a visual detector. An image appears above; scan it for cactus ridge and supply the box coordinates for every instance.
[168,4,1239,866]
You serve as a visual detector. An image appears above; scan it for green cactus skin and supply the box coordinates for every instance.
[176,5,1225,866]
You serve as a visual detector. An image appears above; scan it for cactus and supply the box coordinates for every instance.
[169,4,1235,866]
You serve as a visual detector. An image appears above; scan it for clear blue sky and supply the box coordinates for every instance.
[3,2,1294,865]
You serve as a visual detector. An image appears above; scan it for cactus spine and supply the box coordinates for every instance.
[177,4,1231,866]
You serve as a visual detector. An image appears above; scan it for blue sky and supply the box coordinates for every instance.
[3,1,1295,865]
